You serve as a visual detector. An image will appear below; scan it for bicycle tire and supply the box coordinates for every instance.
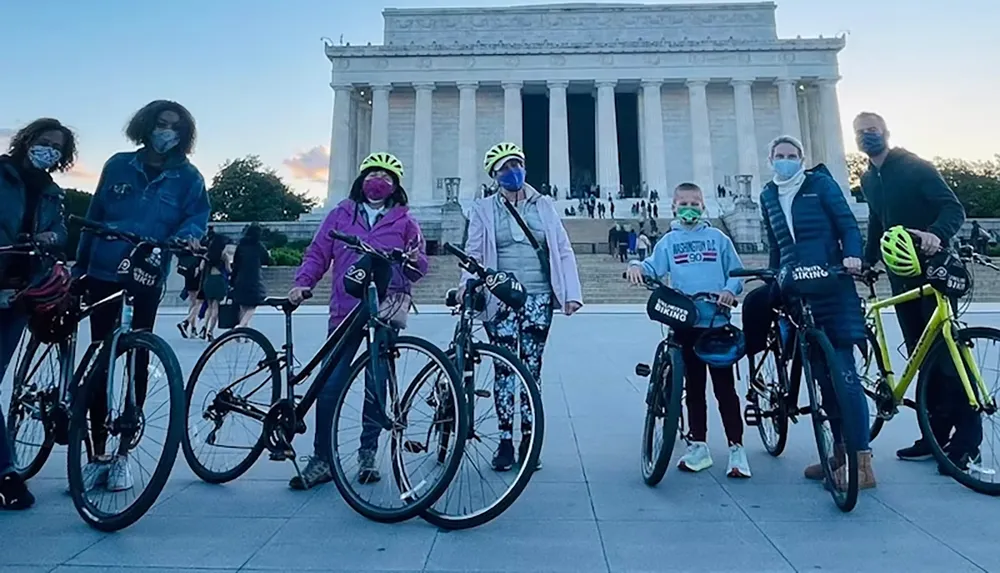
[415,342,544,530]
[857,327,890,442]
[802,328,859,512]
[181,327,282,484]
[67,330,185,532]
[641,344,684,487]
[329,335,467,523]
[917,326,1000,496]
[8,336,68,480]
[751,336,789,458]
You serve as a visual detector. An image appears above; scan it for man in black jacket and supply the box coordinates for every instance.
[855,111,980,469]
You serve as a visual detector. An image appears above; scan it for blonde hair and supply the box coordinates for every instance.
[673,182,704,205]
[768,135,805,159]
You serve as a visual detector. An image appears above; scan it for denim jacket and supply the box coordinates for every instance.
[0,157,68,289]
[76,150,210,282]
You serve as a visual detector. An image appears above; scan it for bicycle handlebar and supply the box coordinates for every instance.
[442,242,487,278]
[621,271,735,307]
[328,230,406,264]
[70,215,198,254]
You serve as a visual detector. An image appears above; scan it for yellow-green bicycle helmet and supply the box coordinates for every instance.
[880,225,921,277]
[483,142,525,176]
[359,152,404,181]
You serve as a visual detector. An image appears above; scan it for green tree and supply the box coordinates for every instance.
[846,152,868,202]
[208,156,316,222]
[63,188,93,260]
[932,155,1000,218]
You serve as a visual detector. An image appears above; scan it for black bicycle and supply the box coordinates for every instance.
[628,272,725,487]
[405,242,543,529]
[732,265,859,512]
[181,230,468,523]
[6,216,190,531]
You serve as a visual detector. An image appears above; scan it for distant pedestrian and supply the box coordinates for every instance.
[230,223,271,328]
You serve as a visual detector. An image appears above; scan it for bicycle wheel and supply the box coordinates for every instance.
[7,335,68,479]
[414,342,543,530]
[917,327,1000,496]
[67,331,185,532]
[329,335,467,523]
[749,333,789,457]
[640,344,684,487]
[182,327,281,484]
[856,327,891,442]
[801,328,859,512]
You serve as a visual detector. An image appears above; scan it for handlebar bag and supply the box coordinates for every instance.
[778,265,840,299]
[484,269,527,312]
[646,286,698,330]
[344,254,391,302]
[924,251,971,298]
[116,243,165,296]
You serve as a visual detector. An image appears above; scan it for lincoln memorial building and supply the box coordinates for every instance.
[323,2,855,218]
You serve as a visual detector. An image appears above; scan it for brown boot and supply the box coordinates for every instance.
[833,450,877,490]
[803,443,846,480]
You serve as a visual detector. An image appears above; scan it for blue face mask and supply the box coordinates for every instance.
[151,128,180,154]
[860,132,886,157]
[772,158,802,180]
[496,166,525,192]
[27,145,62,171]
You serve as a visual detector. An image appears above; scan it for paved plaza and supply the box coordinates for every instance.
[3,307,1000,572]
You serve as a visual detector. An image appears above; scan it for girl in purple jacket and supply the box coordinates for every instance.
[285,152,427,490]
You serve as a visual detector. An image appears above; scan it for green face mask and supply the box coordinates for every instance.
[677,206,703,224]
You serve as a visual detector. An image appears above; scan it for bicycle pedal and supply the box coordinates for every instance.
[743,404,760,426]
[403,440,428,454]
[269,449,294,462]
[635,363,651,377]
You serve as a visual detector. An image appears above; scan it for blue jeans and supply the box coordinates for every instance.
[0,309,28,475]
[312,327,381,463]
[814,346,871,452]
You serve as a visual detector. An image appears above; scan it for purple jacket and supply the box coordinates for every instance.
[295,199,428,329]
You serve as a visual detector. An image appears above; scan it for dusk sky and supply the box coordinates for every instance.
[2,0,996,202]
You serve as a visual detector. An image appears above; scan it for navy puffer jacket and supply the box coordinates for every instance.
[760,164,865,347]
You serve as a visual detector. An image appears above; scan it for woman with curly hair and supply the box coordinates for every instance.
[0,118,77,509]
[75,100,211,493]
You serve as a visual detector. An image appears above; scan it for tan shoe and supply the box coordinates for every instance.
[804,443,846,480]
[832,450,877,491]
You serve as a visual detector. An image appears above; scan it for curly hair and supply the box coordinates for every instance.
[5,118,78,173]
[124,100,197,155]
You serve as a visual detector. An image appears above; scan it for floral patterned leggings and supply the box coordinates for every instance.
[484,293,553,441]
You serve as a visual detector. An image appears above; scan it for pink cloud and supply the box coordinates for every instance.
[283,146,329,182]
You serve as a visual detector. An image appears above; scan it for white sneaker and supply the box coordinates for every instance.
[678,442,713,472]
[81,460,111,491]
[107,455,134,492]
[727,444,752,478]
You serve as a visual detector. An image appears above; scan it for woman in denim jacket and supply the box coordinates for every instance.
[460,142,584,471]
[75,100,211,493]
[0,118,76,509]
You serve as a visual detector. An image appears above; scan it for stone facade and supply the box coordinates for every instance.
[325,1,854,222]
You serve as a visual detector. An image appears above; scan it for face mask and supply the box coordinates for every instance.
[860,132,886,157]
[496,167,525,191]
[362,178,394,202]
[27,145,62,171]
[676,206,702,225]
[772,158,802,180]
[151,128,180,154]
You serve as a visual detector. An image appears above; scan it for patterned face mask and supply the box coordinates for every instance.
[28,145,62,171]
[151,128,180,154]
[676,206,702,224]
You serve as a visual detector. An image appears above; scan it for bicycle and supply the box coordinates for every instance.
[181,230,468,522]
[731,265,859,511]
[403,242,542,529]
[855,244,1000,495]
[626,272,726,487]
[6,215,190,531]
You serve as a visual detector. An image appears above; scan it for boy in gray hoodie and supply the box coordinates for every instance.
[626,183,750,478]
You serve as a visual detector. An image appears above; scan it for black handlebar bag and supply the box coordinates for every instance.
[777,264,840,300]
[116,243,165,297]
[483,270,527,311]
[924,251,971,299]
[344,254,391,301]
[645,286,698,330]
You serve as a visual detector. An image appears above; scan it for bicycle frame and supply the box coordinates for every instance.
[865,284,991,409]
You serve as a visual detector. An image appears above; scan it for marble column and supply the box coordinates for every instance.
[686,79,715,213]
[547,80,571,198]
[411,82,435,204]
[799,91,815,166]
[776,79,803,144]
[370,83,391,153]
[636,92,645,192]
[731,79,761,200]
[502,81,523,146]
[457,82,478,202]
[326,83,353,208]
[640,79,668,201]
[596,80,621,198]
[817,78,851,197]
[593,90,601,189]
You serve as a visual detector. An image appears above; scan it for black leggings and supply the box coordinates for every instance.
[676,329,744,445]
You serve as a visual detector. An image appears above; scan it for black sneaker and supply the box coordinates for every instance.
[0,473,35,510]
[493,439,515,472]
[289,457,333,490]
[896,439,934,461]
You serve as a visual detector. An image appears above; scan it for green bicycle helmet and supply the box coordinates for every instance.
[359,152,404,181]
[483,142,525,176]
[880,225,921,277]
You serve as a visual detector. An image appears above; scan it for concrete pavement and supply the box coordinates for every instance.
[2,310,999,572]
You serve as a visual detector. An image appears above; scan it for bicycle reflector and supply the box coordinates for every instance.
[645,286,698,330]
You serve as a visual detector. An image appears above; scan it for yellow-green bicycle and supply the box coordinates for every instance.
[855,243,1000,495]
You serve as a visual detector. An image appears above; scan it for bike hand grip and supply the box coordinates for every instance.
[302,290,314,301]
[442,242,467,261]
[728,268,760,278]
[329,230,359,246]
